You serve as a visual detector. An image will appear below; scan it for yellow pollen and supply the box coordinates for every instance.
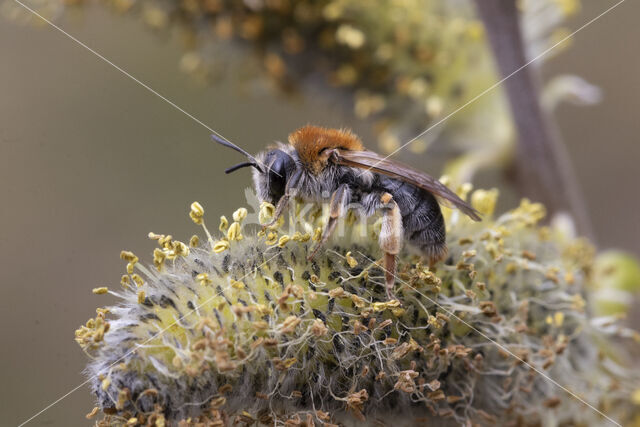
[233,208,248,222]
[213,240,230,253]
[219,216,229,231]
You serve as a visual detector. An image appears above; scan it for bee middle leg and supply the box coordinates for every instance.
[308,184,350,261]
[378,192,403,300]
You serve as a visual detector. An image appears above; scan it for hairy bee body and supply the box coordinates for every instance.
[216,125,478,297]
[253,144,447,260]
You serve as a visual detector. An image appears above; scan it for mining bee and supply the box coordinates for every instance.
[213,125,481,298]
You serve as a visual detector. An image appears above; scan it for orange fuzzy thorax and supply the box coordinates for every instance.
[288,125,364,173]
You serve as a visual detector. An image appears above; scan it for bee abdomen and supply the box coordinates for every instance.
[393,184,446,258]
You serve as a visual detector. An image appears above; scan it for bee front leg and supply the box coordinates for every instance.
[262,170,302,230]
[262,193,291,230]
[379,193,403,300]
[307,184,350,261]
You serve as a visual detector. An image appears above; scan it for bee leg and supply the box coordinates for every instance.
[379,193,403,300]
[308,184,350,261]
[262,170,302,229]
[262,193,290,230]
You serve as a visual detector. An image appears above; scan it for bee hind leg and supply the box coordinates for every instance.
[378,193,403,300]
[308,184,350,261]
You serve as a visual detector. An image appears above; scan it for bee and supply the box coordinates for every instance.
[213,125,481,298]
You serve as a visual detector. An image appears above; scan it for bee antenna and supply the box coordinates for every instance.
[210,133,264,173]
[225,161,261,174]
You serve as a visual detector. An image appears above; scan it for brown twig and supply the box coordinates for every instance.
[472,0,594,240]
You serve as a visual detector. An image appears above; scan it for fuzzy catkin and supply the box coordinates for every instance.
[77,194,640,426]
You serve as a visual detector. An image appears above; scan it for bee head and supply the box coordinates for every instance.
[252,149,295,204]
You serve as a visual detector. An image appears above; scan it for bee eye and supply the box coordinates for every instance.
[264,149,293,203]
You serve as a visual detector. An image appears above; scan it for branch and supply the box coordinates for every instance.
[472,0,594,239]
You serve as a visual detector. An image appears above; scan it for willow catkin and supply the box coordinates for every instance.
[77,190,640,426]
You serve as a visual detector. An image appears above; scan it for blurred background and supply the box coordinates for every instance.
[1,0,639,425]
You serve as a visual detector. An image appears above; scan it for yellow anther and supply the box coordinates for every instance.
[127,418,138,426]
[471,188,499,217]
[126,262,135,274]
[120,251,138,263]
[351,294,366,308]
[219,215,229,231]
[92,287,108,295]
[120,275,130,287]
[292,231,311,242]
[280,315,301,334]
[177,241,190,256]
[196,273,213,286]
[131,274,144,287]
[312,227,322,242]
[265,232,278,246]
[254,304,272,316]
[277,235,290,247]
[259,202,275,225]
[372,300,401,312]
[391,307,405,317]
[101,377,111,390]
[438,175,451,187]
[148,232,163,241]
[137,290,145,304]
[329,287,345,298]
[345,251,358,268]
[227,222,243,241]
[311,319,329,337]
[153,248,166,271]
[189,235,200,247]
[213,240,230,253]
[462,250,477,259]
[190,201,204,216]
[158,235,173,248]
[190,201,204,224]
[233,208,248,222]
[253,320,269,330]
[231,280,245,289]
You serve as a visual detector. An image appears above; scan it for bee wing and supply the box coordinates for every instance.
[331,149,481,221]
